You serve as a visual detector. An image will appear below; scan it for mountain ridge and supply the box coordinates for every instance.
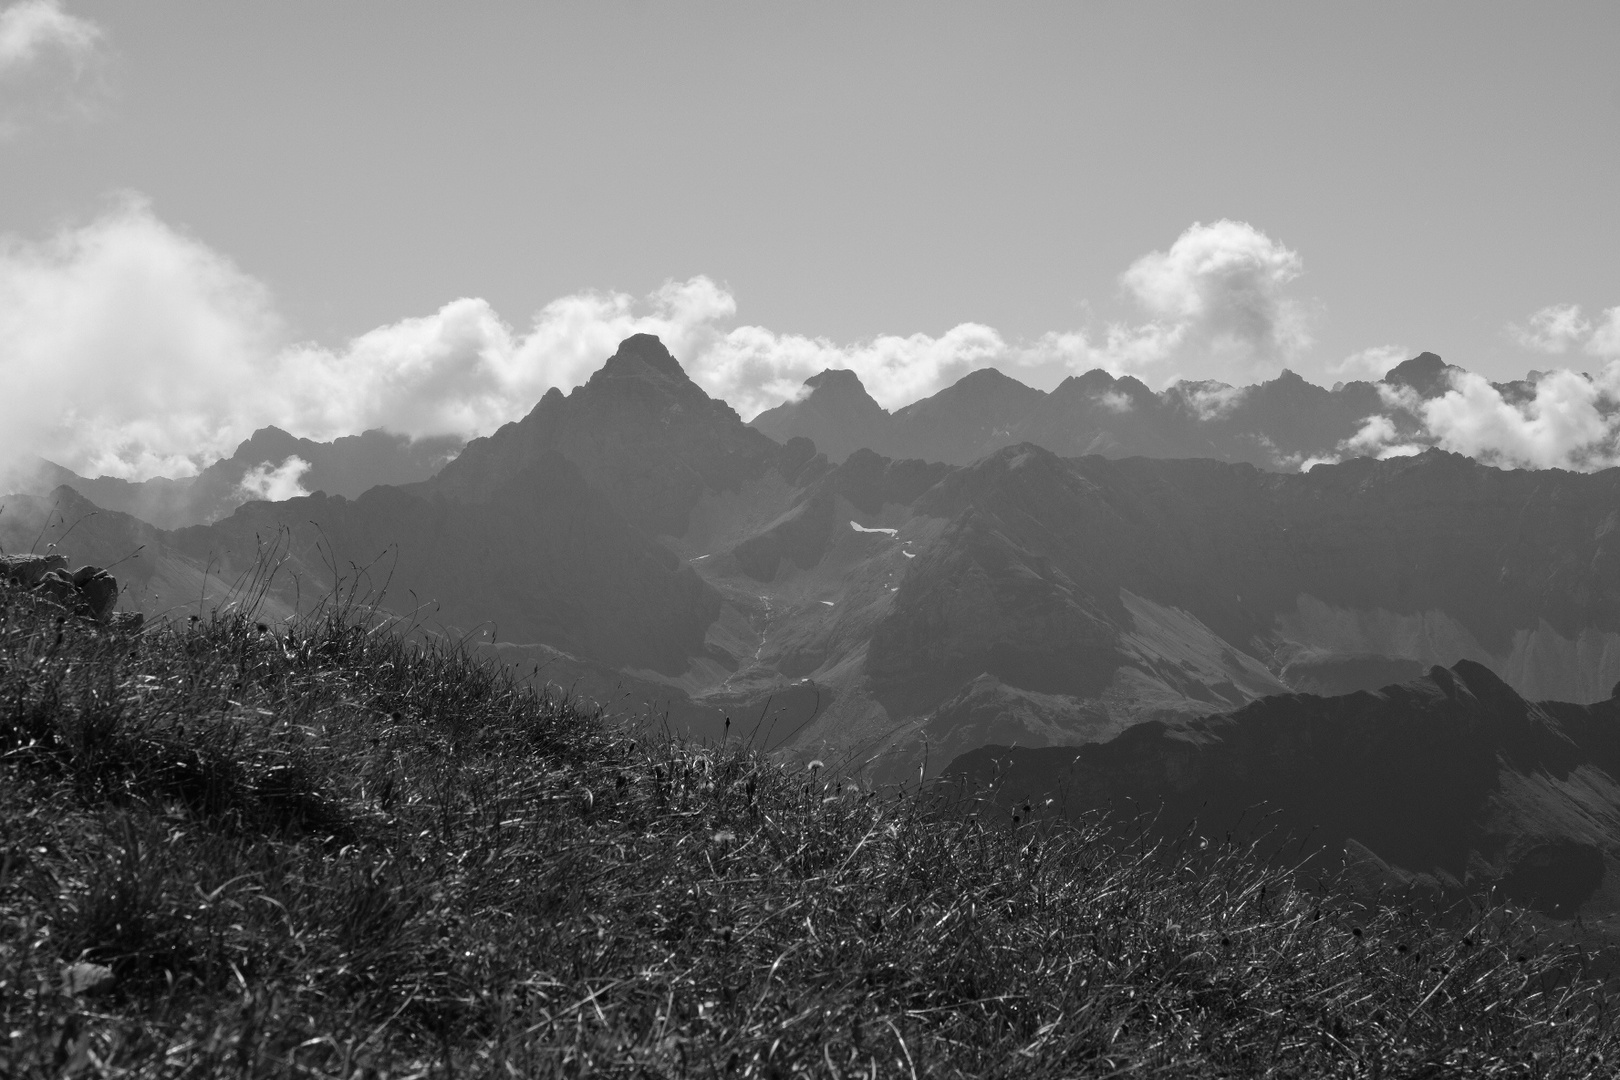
[748,350,1542,469]
[946,659,1620,919]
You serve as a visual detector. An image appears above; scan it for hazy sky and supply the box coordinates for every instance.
[3,1,1619,477]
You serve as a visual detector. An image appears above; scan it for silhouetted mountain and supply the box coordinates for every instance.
[946,661,1620,918]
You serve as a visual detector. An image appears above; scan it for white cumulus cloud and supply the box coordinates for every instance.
[1114,219,1311,382]
[1417,367,1620,471]
[1328,345,1409,382]
[236,456,312,503]
[0,198,284,478]
[1510,304,1592,354]
[1588,307,1620,359]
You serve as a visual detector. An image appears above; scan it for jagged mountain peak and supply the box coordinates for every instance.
[1059,368,1120,395]
[593,332,690,385]
[803,367,872,394]
[751,367,892,461]
[1382,351,1458,397]
[434,334,786,535]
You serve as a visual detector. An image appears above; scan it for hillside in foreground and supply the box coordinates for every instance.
[3,563,1619,1077]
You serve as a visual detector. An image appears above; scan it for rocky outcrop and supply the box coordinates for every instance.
[0,553,68,588]
[2,553,128,624]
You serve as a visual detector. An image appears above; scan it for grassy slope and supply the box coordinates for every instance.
[2,577,1618,1078]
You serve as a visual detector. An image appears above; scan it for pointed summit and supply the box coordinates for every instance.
[887,367,1043,463]
[750,368,891,462]
[433,334,784,534]
[1382,352,1459,398]
[802,367,871,395]
[596,332,690,385]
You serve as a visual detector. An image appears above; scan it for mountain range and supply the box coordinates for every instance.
[752,350,1514,468]
[6,334,1617,775]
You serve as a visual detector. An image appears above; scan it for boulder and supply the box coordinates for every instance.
[0,553,69,587]
[3,555,123,622]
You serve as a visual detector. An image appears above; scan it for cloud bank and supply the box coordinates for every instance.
[1305,365,1620,473]
[4,201,1620,482]
[0,206,1328,479]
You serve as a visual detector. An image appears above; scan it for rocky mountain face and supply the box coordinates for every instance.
[747,351,1484,468]
[946,662,1620,920]
[431,334,799,537]
[3,428,463,529]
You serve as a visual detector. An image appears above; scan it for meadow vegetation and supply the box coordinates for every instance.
[2,568,1618,1077]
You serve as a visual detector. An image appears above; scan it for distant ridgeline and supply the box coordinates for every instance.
[751,351,1537,468]
[5,335,1620,900]
[2,427,463,530]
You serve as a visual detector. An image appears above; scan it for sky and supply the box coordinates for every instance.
[1,1,1618,479]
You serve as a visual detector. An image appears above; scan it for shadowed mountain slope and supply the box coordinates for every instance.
[946,661,1620,919]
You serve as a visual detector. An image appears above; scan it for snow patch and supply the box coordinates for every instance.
[850,521,898,537]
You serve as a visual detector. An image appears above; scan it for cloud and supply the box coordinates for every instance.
[1112,219,1311,381]
[0,0,97,72]
[1588,307,1620,359]
[1167,381,1247,421]
[1416,367,1620,470]
[6,200,1618,483]
[694,321,1008,418]
[0,0,104,136]
[1342,414,1424,460]
[1096,390,1134,414]
[0,202,1020,475]
[0,197,284,478]
[1327,345,1408,382]
[236,456,311,503]
[1510,304,1592,354]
